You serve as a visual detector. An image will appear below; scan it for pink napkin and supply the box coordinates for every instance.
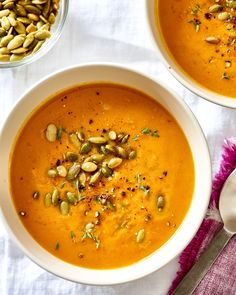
[168,138,236,295]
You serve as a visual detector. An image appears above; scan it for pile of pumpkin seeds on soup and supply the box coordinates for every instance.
[0,0,60,62]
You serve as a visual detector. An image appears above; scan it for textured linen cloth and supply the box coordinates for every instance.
[1,1,236,295]
[168,138,236,295]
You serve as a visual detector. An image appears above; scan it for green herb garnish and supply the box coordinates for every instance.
[142,128,151,135]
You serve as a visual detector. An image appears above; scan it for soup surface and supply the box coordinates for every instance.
[158,0,236,97]
[10,83,194,269]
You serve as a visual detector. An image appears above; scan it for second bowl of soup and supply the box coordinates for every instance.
[147,0,236,108]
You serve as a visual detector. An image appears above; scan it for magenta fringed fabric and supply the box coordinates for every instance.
[168,138,236,295]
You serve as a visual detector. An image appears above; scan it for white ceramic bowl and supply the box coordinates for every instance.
[0,63,211,285]
[146,0,236,108]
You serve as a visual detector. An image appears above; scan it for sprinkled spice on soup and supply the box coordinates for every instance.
[10,83,194,269]
[158,0,236,97]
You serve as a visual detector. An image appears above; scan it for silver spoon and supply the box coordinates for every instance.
[172,168,236,295]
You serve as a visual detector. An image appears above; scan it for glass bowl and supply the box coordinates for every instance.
[0,0,69,68]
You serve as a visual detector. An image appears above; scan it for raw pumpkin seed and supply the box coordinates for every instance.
[157,195,165,211]
[45,123,57,142]
[116,146,127,159]
[0,54,10,61]
[136,229,145,243]
[47,168,57,178]
[57,165,67,177]
[78,172,86,186]
[66,192,78,205]
[66,152,78,162]
[35,29,51,40]
[67,163,80,180]
[89,170,101,184]
[7,36,25,51]
[108,157,122,169]
[101,164,113,177]
[23,32,35,48]
[90,153,105,163]
[60,201,69,215]
[80,141,92,154]
[44,192,52,207]
[0,34,13,46]
[10,53,25,61]
[81,162,98,172]
[52,189,59,205]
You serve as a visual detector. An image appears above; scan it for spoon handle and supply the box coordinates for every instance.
[172,227,233,295]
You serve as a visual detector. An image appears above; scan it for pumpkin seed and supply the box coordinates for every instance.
[117,133,125,142]
[0,28,7,37]
[8,15,17,26]
[26,23,36,33]
[90,153,105,163]
[0,47,10,54]
[128,150,137,160]
[27,13,39,21]
[47,168,57,178]
[78,172,86,186]
[10,53,24,61]
[157,195,165,211]
[60,201,69,215]
[81,162,98,172]
[208,4,222,13]
[105,144,116,154]
[15,4,27,17]
[136,229,145,243]
[89,170,101,184]
[45,123,57,142]
[67,163,80,180]
[23,32,34,47]
[35,29,51,40]
[48,12,55,24]
[65,152,78,162]
[14,20,26,34]
[57,165,67,177]
[205,36,220,44]
[227,1,236,9]
[10,47,27,54]
[25,4,41,15]
[88,136,107,144]
[32,191,40,199]
[80,141,92,154]
[108,130,117,141]
[44,193,52,207]
[51,189,59,205]
[101,164,113,177]
[17,16,31,25]
[108,157,122,169]
[31,40,44,53]
[0,34,13,46]
[121,134,130,144]
[1,16,10,31]
[69,133,80,148]
[100,145,107,155]
[115,146,127,159]
[0,9,10,18]
[77,131,85,142]
[218,12,230,21]
[66,192,78,205]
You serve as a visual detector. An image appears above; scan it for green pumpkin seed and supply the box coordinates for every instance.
[79,172,86,186]
[0,34,13,47]
[66,192,78,205]
[218,12,230,21]
[121,134,130,144]
[208,4,222,13]
[47,168,57,178]
[35,29,51,40]
[136,229,145,243]
[227,1,236,8]
[14,20,26,34]
[42,0,50,17]
[89,170,101,184]
[48,12,55,24]
[0,9,10,18]
[60,201,69,215]
[117,133,125,141]
[108,157,122,169]
[116,146,127,159]
[157,195,165,211]
[108,130,117,141]
[10,47,27,54]
[57,165,67,177]
[25,4,41,15]
[66,152,78,162]
[81,162,98,172]
[90,153,105,163]
[69,133,80,148]
[80,141,92,154]
[128,150,137,160]
[23,33,35,48]
[32,191,40,199]
[0,28,7,37]
[205,36,220,44]
[44,193,52,207]
[1,16,10,31]
[15,4,27,17]
[45,123,57,142]
[7,35,25,50]
[105,144,116,154]
[101,165,113,177]
[31,40,44,53]
[27,13,39,21]
[52,189,59,205]
[10,53,25,61]
[67,163,80,180]
[8,15,17,26]
[0,54,10,61]
[88,136,107,144]
[100,145,107,155]
[17,16,32,25]
[77,131,85,142]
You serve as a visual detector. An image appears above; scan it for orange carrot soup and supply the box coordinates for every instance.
[10,83,194,269]
[158,0,236,97]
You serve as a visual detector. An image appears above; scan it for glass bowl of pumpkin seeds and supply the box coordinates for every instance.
[0,0,68,67]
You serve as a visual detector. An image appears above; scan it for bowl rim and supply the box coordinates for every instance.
[0,62,212,285]
[145,0,236,109]
[0,0,69,69]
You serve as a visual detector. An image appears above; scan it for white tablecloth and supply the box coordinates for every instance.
[1,1,236,294]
